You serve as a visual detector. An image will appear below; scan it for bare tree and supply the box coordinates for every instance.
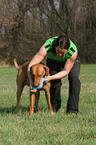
[0,0,96,64]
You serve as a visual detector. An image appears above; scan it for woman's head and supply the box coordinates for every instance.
[52,35,70,57]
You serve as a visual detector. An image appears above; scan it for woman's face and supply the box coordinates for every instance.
[56,46,67,57]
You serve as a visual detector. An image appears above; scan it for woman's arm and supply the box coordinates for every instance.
[28,45,47,70]
[28,45,47,89]
[45,50,77,82]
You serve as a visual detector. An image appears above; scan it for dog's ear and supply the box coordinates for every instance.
[43,65,50,76]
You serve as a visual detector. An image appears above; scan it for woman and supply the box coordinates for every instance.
[28,35,81,114]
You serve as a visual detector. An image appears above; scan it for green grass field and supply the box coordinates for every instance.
[0,64,96,145]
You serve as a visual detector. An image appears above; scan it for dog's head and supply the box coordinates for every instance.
[30,64,49,87]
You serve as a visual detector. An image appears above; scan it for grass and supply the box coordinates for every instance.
[0,64,96,145]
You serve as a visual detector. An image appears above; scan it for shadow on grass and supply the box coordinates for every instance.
[0,105,48,115]
[0,106,28,114]
[0,106,37,115]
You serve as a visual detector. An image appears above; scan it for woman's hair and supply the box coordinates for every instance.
[52,35,70,53]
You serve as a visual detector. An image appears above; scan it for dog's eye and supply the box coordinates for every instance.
[32,74,35,78]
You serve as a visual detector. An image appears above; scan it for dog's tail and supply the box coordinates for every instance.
[13,55,20,70]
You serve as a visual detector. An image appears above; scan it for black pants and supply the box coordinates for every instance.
[47,57,81,113]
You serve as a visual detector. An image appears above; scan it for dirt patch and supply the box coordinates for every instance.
[0,61,10,67]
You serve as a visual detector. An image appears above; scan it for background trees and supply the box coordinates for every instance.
[0,0,96,64]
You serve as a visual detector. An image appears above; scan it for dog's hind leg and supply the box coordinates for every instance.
[16,85,24,110]
[14,71,26,113]
[14,84,24,113]
[14,73,25,113]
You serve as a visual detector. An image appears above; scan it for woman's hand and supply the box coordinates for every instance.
[45,76,52,83]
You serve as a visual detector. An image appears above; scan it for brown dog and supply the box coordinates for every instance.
[13,55,53,115]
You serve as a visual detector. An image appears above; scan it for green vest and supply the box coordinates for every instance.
[43,36,77,62]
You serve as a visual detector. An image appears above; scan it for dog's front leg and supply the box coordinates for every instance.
[45,91,54,115]
[35,91,40,112]
[30,92,34,115]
